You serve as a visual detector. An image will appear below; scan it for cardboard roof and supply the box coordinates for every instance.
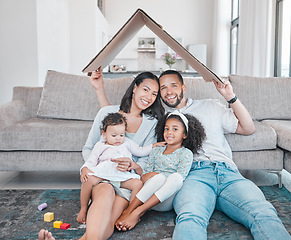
[82,9,222,83]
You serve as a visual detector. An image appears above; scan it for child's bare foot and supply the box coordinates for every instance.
[115,208,133,231]
[38,229,55,240]
[120,209,142,231]
[77,208,87,224]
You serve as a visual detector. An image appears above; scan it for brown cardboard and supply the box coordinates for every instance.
[82,9,222,83]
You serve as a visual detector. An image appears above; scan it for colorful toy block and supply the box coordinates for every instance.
[53,221,63,228]
[60,223,71,230]
[44,212,54,222]
[38,203,47,211]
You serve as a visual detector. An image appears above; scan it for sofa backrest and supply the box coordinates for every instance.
[229,75,291,120]
[36,70,227,121]
[183,77,226,103]
[37,70,101,120]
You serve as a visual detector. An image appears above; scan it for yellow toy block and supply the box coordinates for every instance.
[53,221,63,228]
[44,212,54,222]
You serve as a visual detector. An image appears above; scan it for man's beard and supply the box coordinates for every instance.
[162,91,184,108]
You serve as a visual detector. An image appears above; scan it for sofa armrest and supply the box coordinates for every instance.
[12,86,43,117]
[0,86,43,128]
[0,100,29,128]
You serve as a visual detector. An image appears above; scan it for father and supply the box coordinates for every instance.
[92,69,291,239]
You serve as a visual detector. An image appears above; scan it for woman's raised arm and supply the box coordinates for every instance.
[90,66,111,108]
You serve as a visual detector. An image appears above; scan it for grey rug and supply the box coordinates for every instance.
[0,185,290,239]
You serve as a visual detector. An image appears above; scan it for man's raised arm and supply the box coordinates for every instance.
[213,79,255,135]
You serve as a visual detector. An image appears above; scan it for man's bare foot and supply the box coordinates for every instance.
[38,229,55,240]
[77,208,87,224]
[120,209,142,231]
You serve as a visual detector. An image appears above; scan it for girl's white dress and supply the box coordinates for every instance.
[81,137,153,182]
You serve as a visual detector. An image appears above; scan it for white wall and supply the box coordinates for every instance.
[0,0,39,104]
[104,0,216,71]
[0,0,108,104]
[36,0,71,85]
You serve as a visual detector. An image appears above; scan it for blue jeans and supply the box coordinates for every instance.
[173,161,291,240]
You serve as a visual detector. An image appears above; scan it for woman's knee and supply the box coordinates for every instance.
[92,183,115,200]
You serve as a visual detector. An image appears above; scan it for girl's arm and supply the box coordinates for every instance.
[176,149,193,180]
[142,148,157,175]
[81,141,104,169]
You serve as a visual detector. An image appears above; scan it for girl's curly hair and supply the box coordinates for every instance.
[155,112,206,154]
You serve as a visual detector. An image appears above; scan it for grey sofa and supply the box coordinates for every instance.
[0,70,290,187]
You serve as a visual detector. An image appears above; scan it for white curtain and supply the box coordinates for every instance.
[237,0,276,77]
[211,0,231,77]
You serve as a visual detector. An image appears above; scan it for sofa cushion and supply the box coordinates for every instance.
[0,118,93,151]
[183,77,226,103]
[37,70,135,121]
[225,121,277,151]
[229,75,291,121]
[37,70,99,120]
[262,120,291,152]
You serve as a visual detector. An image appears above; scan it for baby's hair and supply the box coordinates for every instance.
[101,112,127,132]
[155,112,206,154]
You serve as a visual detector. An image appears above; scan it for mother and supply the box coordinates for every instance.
[80,69,164,240]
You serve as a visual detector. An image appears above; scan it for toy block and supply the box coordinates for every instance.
[60,223,70,230]
[38,203,47,211]
[53,221,63,228]
[44,212,54,222]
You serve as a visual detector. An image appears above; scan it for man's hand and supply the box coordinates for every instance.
[212,79,235,102]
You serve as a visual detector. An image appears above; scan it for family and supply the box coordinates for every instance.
[39,69,291,240]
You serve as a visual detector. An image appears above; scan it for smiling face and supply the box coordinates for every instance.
[102,123,126,146]
[163,118,186,147]
[131,78,159,111]
[159,74,186,109]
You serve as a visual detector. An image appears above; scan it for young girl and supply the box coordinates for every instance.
[115,110,206,231]
[77,112,164,223]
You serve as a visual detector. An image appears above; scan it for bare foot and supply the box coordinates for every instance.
[38,229,55,240]
[121,209,142,231]
[77,208,87,224]
[115,208,132,231]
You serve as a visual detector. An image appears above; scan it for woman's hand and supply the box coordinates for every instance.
[80,167,90,183]
[111,157,143,176]
[153,141,167,148]
[90,66,104,91]
[90,66,111,108]
[111,157,131,172]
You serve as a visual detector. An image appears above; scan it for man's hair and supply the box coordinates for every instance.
[159,70,184,84]
[101,112,127,132]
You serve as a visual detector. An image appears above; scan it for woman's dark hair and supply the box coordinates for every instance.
[155,112,206,154]
[101,112,127,132]
[119,72,164,119]
[159,70,184,84]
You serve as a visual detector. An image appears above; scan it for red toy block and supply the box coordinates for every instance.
[60,223,70,230]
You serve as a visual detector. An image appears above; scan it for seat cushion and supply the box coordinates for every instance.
[262,120,291,151]
[225,121,277,151]
[0,118,93,151]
